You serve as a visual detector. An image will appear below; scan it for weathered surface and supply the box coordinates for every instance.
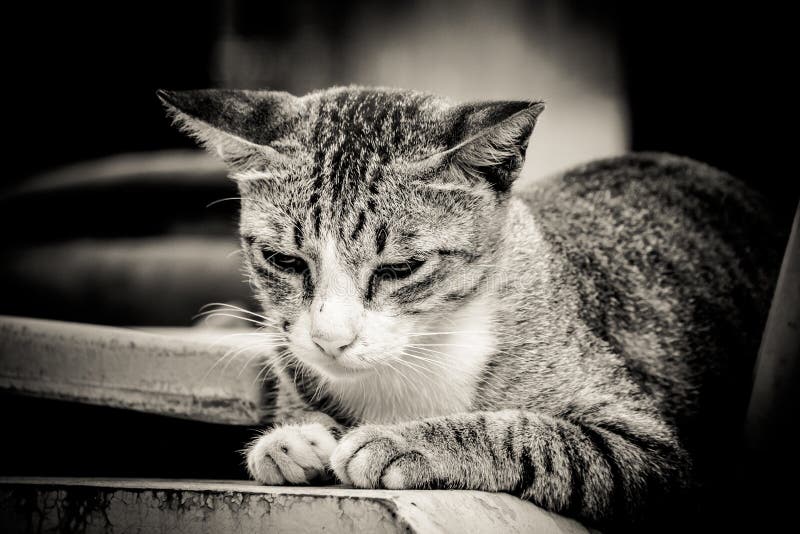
[0,316,273,424]
[0,478,590,534]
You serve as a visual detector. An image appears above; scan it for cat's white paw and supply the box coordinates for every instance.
[330,425,432,489]
[246,422,338,485]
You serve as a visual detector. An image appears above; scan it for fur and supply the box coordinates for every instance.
[160,86,782,530]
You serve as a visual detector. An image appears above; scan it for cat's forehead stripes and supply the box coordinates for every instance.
[222,87,537,273]
[375,223,389,255]
[293,224,304,249]
[350,210,367,241]
[301,88,447,241]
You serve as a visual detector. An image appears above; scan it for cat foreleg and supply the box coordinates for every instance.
[247,367,351,485]
[330,409,688,526]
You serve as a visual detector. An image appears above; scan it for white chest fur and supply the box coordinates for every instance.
[326,296,497,424]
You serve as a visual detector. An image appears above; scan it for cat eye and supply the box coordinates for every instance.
[261,250,308,275]
[374,259,426,282]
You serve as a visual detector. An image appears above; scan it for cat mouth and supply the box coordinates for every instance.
[312,358,375,379]
[292,347,375,378]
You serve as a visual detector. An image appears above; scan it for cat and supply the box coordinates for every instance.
[159,86,781,530]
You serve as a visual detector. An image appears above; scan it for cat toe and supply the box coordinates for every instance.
[380,451,432,489]
[331,426,409,488]
[246,445,286,485]
[246,423,335,485]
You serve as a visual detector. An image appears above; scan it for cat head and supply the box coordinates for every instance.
[160,86,543,380]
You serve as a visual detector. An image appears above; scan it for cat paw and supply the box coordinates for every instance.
[330,425,433,489]
[246,422,338,485]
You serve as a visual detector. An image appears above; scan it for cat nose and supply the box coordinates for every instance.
[311,331,356,358]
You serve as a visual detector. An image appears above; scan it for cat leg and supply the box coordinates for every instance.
[246,413,343,485]
[330,409,689,526]
[247,366,349,484]
[244,364,337,485]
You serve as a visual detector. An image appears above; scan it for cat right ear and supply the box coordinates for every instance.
[440,100,544,192]
[157,89,302,170]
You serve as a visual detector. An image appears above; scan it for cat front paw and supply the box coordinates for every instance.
[246,422,338,485]
[330,425,433,489]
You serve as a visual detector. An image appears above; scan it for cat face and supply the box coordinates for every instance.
[160,86,542,380]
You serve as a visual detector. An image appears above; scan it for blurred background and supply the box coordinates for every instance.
[0,1,795,522]
[2,0,795,326]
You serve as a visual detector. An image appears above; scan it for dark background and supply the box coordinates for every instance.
[4,1,794,210]
[1,1,795,530]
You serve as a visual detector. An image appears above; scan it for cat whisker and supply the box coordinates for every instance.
[381,359,418,394]
[205,328,285,341]
[405,330,494,337]
[308,377,324,403]
[397,349,451,371]
[197,302,278,324]
[254,365,275,386]
[208,332,288,345]
[405,343,484,352]
[212,335,287,374]
[220,343,273,375]
[206,197,245,208]
[196,312,282,331]
[407,342,517,357]
[393,356,449,412]
[251,355,286,388]
[202,335,287,375]
[402,345,500,377]
[237,350,270,378]
[253,349,293,387]
[407,329,528,344]
[253,360,272,385]
[234,338,290,378]
[394,352,434,375]
[204,340,258,377]
[309,374,330,405]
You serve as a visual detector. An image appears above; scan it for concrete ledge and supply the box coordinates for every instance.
[0,478,590,533]
[0,316,273,424]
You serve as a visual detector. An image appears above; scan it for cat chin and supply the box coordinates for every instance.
[290,349,376,381]
[314,361,373,380]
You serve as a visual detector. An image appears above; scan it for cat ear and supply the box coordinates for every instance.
[157,89,301,169]
[443,101,544,192]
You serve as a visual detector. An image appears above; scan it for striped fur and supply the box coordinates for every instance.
[160,86,782,529]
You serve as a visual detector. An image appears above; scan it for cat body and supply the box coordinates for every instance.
[160,86,780,529]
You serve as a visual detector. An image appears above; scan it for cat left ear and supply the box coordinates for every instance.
[444,101,544,192]
[157,89,301,169]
